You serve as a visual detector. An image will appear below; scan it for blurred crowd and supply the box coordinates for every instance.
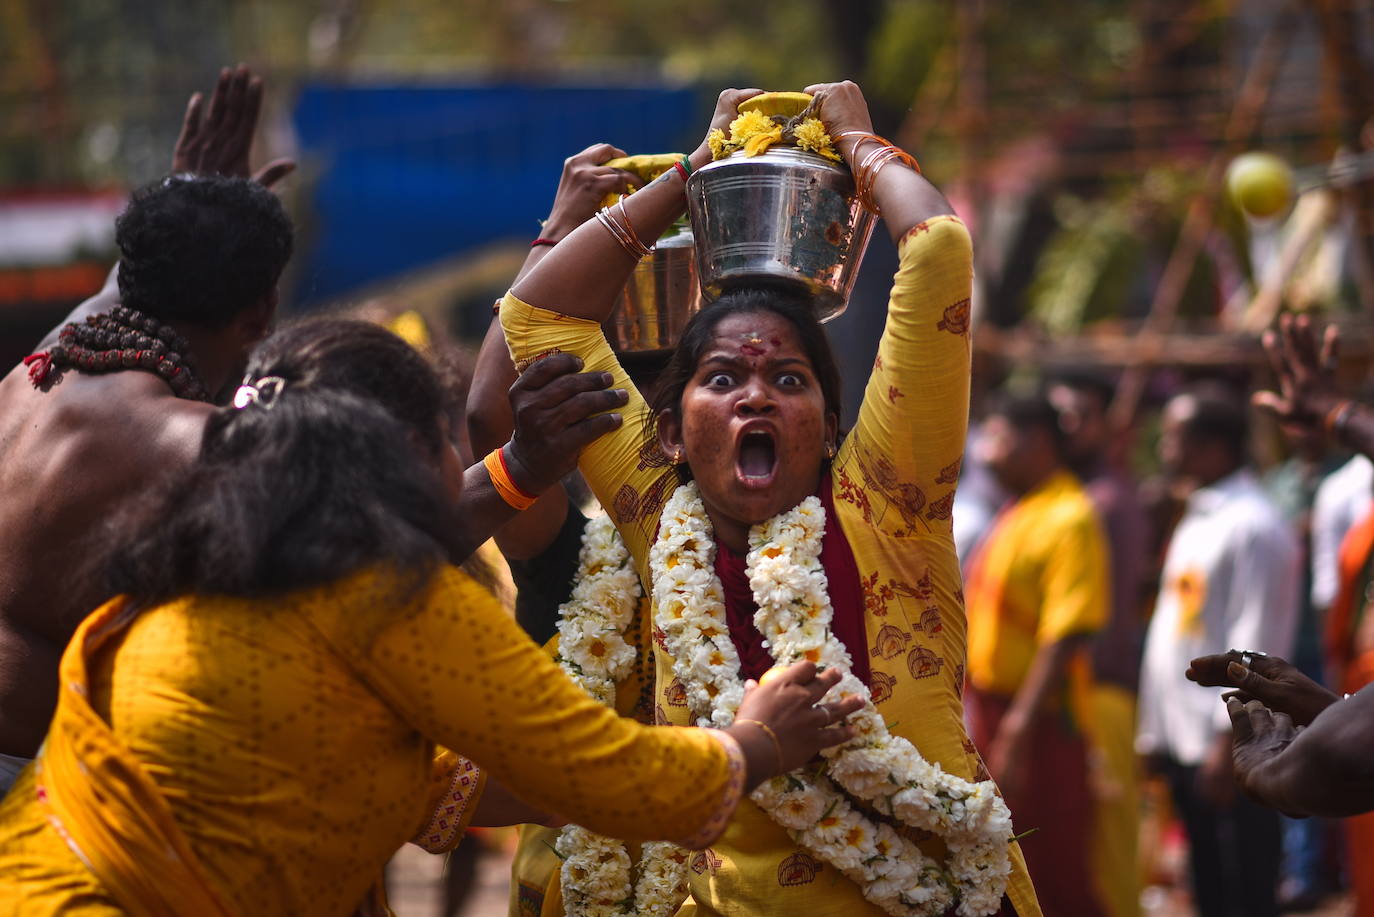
[953,329,1374,917]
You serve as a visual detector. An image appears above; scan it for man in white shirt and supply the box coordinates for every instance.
[1137,386,1300,917]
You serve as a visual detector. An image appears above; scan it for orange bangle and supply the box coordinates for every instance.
[1324,400,1357,439]
[483,448,538,511]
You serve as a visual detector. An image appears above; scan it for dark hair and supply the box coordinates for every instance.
[99,319,452,605]
[115,175,294,329]
[1177,382,1249,464]
[1049,370,1116,413]
[987,390,1068,458]
[648,286,843,435]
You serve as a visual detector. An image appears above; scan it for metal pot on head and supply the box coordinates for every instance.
[604,219,703,354]
[686,147,875,322]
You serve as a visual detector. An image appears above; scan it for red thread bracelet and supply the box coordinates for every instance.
[530,238,558,248]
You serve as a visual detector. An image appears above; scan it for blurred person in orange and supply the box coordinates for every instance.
[963,391,1110,917]
[1249,315,1374,916]
[1047,373,1147,917]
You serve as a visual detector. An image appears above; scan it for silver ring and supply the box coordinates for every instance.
[1239,649,1267,668]
[818,704,832,726]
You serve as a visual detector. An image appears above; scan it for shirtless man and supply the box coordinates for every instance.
[0,67,294,785]
[0,70,628,795]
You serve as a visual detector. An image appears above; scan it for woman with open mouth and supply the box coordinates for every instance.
[500,82,1041,917]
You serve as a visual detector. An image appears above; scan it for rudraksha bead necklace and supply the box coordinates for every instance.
[22,306,210,402]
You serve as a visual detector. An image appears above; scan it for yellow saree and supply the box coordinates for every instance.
[0,565,743,915]
[501,216,1041,916]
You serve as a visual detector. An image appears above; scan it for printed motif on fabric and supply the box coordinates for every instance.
[414,756,481,853]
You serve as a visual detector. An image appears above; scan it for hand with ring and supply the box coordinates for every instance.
[1187,649,1340,728]
[729,660,864,783]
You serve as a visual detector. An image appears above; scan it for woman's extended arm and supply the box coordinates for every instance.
[510,89,762,322]
[338,568,859,846]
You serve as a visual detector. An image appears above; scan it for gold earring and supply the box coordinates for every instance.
[674,449,685,463]
[825,442,836,459]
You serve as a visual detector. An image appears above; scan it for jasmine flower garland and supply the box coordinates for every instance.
[649,483,1014,917]
[553,513,690,917]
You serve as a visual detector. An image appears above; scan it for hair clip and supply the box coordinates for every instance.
[233,375,287,410]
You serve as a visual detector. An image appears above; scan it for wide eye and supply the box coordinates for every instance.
[704,371,735,388]
[777,372,806,388]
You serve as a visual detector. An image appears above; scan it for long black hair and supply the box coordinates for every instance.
[648,286,843,457]
[99,318,453,605]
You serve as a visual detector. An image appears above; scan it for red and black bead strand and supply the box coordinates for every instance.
[23,306,210,402]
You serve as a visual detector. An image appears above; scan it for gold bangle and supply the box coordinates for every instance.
[735,717,784,774]
[617,198,655,258]
[483,448,538,511]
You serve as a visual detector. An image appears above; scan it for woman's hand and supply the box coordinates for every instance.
[541,143,641,241]
[802,80,877,165]
[728,661,863,781]
[1188,650,1340,728]
[690,88,764,168]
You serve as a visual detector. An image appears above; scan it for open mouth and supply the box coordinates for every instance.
[736,430,778,487]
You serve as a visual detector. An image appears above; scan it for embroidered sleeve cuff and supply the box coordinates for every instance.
[411,754,486,854]
[670,729,747,850]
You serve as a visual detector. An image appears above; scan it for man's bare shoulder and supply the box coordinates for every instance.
[0,364,212,491]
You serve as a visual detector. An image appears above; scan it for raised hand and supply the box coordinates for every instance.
[692,87,764,162]
[1252,313,1343,437]
[1188,650,1340,727]
[731,661,862,777]
[541,143,641,241]
[802,80,876,154]
[503,352,628,495]
[172,65,296,188]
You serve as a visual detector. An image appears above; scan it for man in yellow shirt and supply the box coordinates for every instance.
[964,393,1110,917]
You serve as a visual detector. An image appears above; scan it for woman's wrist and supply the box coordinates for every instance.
[724,723,775,792]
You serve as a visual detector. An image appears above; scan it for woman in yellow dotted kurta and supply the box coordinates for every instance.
[501,83,1040,916]
[0,319,847,917]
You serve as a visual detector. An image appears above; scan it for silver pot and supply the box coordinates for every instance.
[686,148,875,321]
[605,220,702,353]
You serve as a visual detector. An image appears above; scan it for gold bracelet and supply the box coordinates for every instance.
[483,448,538,511]
[735,718,784,774]
[617,198,655,258]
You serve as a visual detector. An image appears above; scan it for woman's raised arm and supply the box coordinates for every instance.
[510,89,762,321]
[804,80,954,243]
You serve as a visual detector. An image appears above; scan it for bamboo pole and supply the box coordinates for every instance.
[1107,7,1295,430]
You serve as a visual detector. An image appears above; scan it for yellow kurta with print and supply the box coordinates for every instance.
[502,216,1041,917]
[963,470,1109,698]
[0,566,738,916]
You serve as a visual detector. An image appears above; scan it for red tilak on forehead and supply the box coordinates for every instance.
[736,331,781,357]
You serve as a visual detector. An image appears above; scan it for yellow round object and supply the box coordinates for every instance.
[758,665,791,687]
[737,92,814,119]
[603,153,685,183]
[1226,151,1294,219]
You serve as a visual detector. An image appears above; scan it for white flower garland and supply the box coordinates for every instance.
[649,482,1014,917]
[553,513,689,917]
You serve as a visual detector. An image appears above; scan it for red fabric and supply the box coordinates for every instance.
[965,685,1104,917]
[713,476,871,686]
